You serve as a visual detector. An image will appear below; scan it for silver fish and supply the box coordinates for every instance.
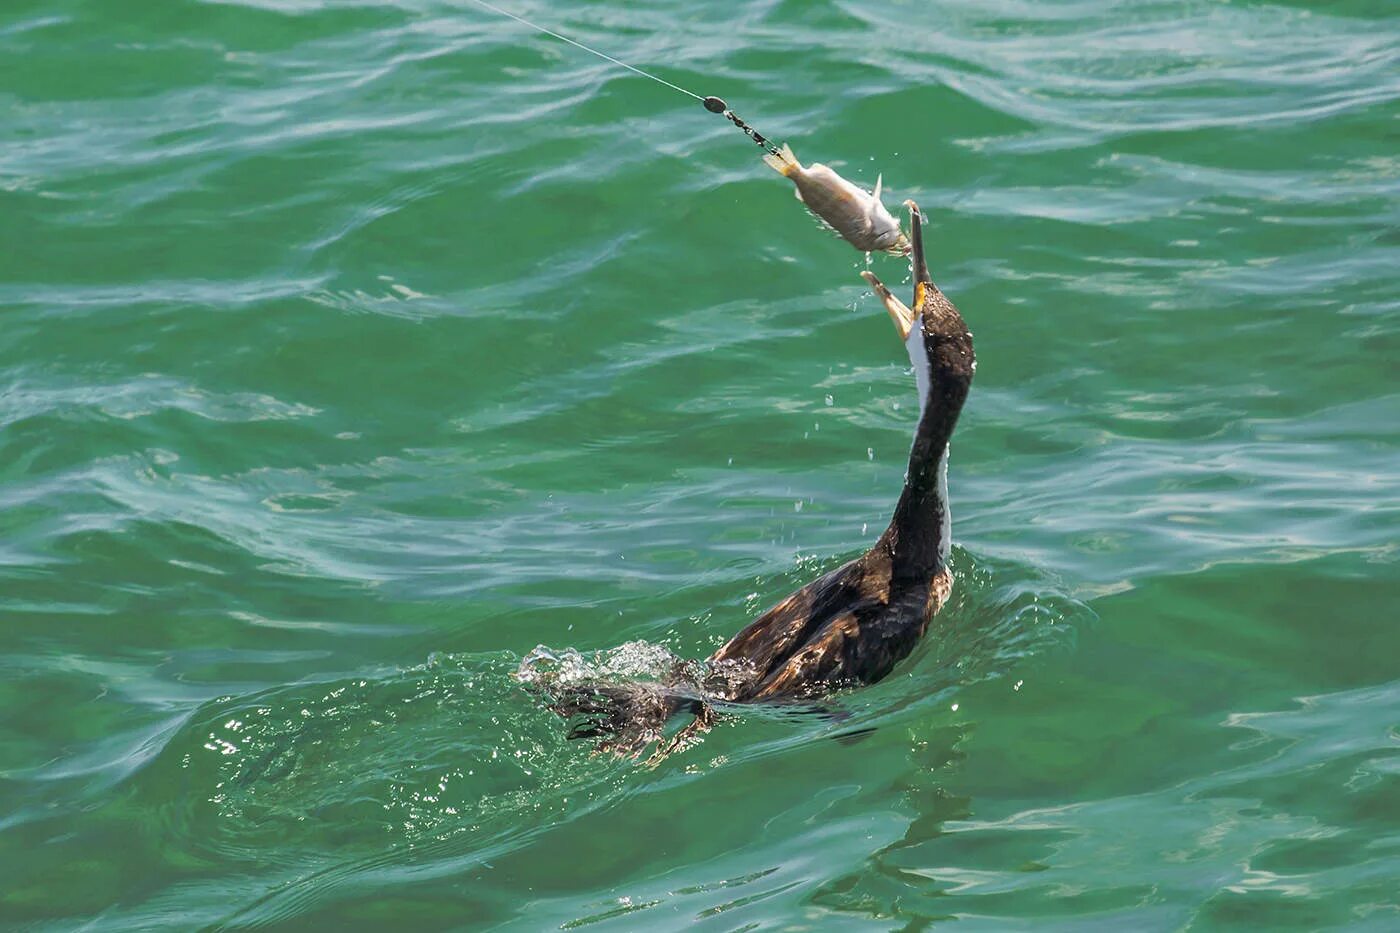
[763,143,911,256]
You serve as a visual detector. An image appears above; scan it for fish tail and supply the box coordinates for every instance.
[762,142,800,177]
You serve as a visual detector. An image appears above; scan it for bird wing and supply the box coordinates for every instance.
[744,611,862,701]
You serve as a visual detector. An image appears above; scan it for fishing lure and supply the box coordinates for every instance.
[467,1,911,255]
[763,144,910,256]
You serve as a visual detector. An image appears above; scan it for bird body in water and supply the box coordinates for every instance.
[530,201,974,757]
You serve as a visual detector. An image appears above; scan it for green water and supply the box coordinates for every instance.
[3,0,1398,928]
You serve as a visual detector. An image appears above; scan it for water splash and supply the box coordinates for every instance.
[515,639,691,688]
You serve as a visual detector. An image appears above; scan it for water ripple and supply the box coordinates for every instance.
[3,0,1397,926]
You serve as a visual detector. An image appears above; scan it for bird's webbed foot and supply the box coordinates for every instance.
[645,702,717,765]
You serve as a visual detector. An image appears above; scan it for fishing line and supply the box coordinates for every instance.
[463,0,782,157]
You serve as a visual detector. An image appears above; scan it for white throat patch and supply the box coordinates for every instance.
[903,323,931,418]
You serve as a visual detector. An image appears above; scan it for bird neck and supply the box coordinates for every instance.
[881,288,974,580]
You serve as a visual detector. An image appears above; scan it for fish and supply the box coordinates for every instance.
[762,143,911,256]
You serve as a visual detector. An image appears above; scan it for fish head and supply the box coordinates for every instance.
[866,191,911,257]
[859,200,933,340]
[877,227,912,257]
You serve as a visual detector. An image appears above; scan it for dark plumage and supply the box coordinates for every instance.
[541,201,974,757]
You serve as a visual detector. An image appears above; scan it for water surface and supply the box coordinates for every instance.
[2,0,1398,928]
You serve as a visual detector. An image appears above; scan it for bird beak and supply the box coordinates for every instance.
[859,200,930,341]
[904,199,934,312]
[861,270,916,340]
